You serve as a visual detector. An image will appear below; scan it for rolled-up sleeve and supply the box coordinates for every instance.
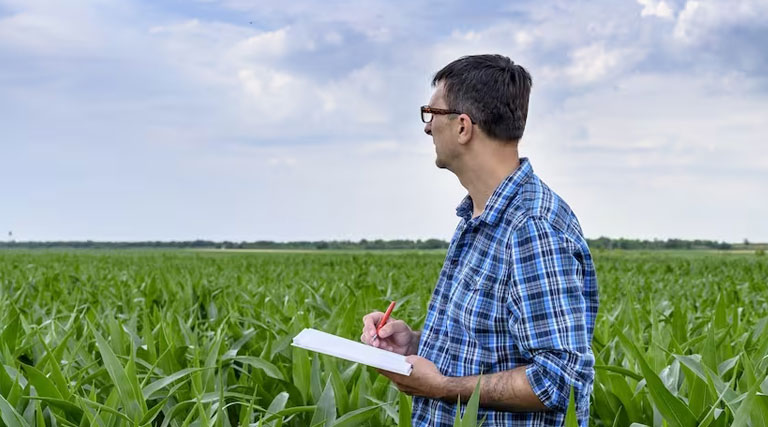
[506,217,595,415]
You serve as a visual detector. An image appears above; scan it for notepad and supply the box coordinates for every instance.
[291,328,413,376]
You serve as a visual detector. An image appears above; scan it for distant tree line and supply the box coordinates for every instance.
[587,237,732,250]
[0,239,449,250]
[0,237,736,250]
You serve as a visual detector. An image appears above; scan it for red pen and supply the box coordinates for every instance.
[372,300,396,342]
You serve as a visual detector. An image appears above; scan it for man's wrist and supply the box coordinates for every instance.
[435,375,471,402]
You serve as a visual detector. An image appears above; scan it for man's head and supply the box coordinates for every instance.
[431,54,532,142]
[424,54,532,171]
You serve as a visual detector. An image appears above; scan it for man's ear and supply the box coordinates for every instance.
[457,114,473,144]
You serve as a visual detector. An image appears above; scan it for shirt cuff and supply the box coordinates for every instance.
[525,363,558,411]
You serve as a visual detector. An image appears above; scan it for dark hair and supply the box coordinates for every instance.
[432,54,532,142]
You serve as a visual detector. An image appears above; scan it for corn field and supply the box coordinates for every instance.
[0,250,766,426]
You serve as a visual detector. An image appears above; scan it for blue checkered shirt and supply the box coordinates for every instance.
[413,158,598,427]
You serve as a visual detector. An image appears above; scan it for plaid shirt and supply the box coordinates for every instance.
[413,158,598,427]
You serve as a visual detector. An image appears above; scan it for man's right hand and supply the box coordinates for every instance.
[361,311,420,356]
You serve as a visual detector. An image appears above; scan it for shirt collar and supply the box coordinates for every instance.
[455,157,533,225]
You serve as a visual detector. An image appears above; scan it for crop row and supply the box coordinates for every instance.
[0,250,766,426]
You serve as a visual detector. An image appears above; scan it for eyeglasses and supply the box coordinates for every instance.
[420,105,475,124]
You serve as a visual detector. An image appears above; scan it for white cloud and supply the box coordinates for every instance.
[535,72,767,162]
[237,67,312,121]
[267,156,298,167]
[637,0,675,19]
[521,70,768,241]
[137,17,418,137]
[565,43,635,84]
[324,31,343,45]
[514,30,534,48]
[674,0,768,42]
[314,64,391,124]
[0,8,106,55]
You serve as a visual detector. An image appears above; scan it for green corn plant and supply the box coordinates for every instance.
[451,375,483,427]
[0,249,765,425]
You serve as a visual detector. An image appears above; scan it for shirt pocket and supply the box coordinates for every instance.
[457,261,503,291]
[449,263,506,328]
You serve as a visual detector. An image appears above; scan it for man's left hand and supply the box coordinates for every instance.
[377,355,447,399]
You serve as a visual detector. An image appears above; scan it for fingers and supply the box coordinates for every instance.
[376,319,408,339]
[360,331,382,348]
[360,320,382,347]
[362,311,384,337]
[360,331,378,347]
[360,311,384,347]
[362,311,405,349]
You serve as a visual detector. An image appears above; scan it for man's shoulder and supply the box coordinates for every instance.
[504,173,582,238]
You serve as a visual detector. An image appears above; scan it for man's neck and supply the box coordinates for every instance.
[455,145,520,219]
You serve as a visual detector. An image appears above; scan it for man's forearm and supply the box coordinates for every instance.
[440,365,550,412]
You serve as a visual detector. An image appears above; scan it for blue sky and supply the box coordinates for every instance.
[1,0,767,242]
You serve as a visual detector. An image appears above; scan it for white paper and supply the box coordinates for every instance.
[291,328,413,376]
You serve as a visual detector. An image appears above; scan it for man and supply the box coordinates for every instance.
[361,54,598,426]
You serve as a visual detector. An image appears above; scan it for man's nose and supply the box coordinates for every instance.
[424,122,432,136]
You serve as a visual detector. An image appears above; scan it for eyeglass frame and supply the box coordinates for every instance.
[420,105,476,124]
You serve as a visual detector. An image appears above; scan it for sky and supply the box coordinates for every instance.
[1,0,767,243]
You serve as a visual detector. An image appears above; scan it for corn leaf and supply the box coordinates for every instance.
[0,392,31,427]
[310,379,336,427]
[617,328,697,427]
[565,385,579,427]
